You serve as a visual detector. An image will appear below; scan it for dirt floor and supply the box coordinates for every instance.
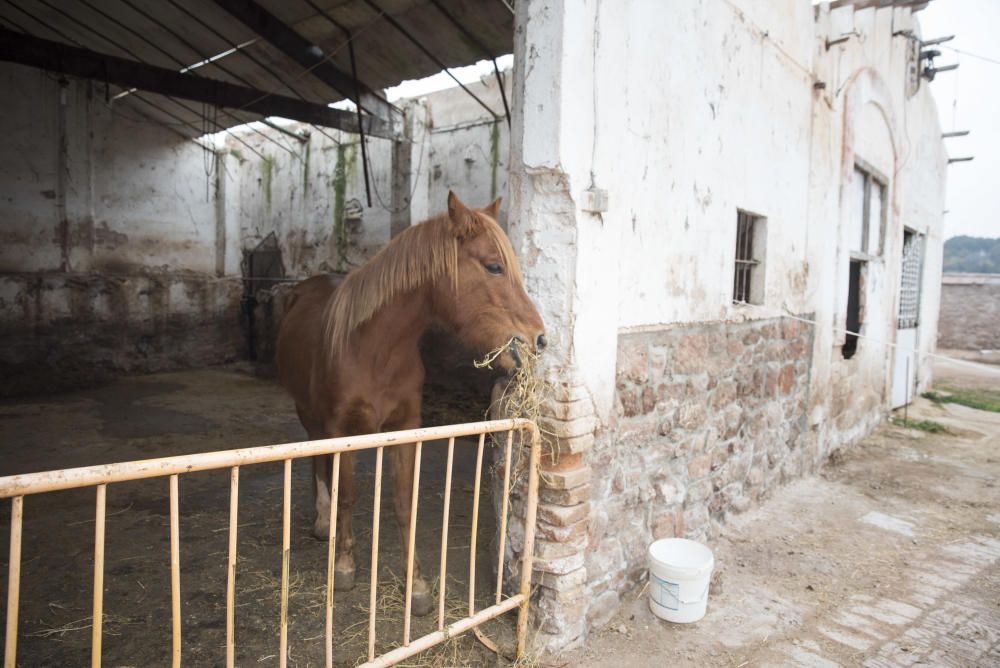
[3,359,999,667]
[0,365,517,667]
[564,359,1000,667]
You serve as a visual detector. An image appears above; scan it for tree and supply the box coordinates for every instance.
[943,236,1000,274]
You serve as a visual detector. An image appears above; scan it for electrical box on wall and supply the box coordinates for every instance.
[581,187,609,213]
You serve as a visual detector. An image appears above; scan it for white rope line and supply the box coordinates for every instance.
[742,303,1000,377]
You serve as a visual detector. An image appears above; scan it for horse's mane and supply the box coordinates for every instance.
[322,212,521,360]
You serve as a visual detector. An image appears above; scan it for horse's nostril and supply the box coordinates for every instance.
[536,334,547,351]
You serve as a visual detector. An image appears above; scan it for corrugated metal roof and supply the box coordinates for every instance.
[0,0,514,138]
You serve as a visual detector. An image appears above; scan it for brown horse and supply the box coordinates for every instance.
[275,191,545,615]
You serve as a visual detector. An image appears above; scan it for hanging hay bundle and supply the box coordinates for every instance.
[474,339,555,487]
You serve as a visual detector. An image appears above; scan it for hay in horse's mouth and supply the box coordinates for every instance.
[473,337,519,372]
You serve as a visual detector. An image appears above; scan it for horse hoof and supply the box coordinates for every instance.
[411,590,434,617]
[334,568,356,591]
[312,521,330,541]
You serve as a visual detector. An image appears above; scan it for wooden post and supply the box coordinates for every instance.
[280,459,291,668]
[4,496,23,668]
[389,106,412,238]
[226,467,239,668]
[325,453,341,668]
[437,438,455,630]
[496,430,514,604]
[368,447,385,661]
[468,433,486,615]
[403,442,423,645]
[516,425,541,658]
[169,475,181,668]
[92,484,107,667]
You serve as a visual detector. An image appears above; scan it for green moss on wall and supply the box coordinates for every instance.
[489,121,500,202]
[261,154,275,210]
[302,141,311,198]
[331,144,357,272]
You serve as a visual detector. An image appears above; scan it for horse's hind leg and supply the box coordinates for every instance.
[310,449,358,590]
[333,451,357,590]
[389,442,434,617]
[297,407,334,541]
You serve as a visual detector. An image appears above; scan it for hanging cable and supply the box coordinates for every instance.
[299,0,374,206]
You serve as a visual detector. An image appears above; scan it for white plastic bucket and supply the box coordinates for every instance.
[647,538,714,623]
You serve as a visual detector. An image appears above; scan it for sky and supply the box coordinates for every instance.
[385,54,514,102]
[920,0,1000,240]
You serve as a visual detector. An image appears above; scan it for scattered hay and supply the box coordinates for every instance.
[26,613,136,639]
[337,571,529,667]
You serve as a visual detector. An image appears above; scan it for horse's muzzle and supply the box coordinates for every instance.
[508,339,523,370]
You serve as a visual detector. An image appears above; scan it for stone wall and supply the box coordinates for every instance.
[0,272,244,397]
[584,316,814,627]
[937,274,1000,350]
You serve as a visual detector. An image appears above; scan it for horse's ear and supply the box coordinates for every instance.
[482,197,502,219]
[447,190,482,239]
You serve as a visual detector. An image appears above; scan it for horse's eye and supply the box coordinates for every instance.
[484,263,504,275]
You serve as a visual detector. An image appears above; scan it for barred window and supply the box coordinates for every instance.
[733,211,765,305]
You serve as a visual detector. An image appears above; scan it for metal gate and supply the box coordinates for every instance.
[2,419,540,668]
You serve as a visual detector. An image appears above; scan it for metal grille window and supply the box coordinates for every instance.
[898,230,923,328]
[733,211,765,305]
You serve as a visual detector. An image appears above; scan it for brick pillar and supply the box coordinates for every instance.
[530,368,595,652]
[505,0,620,654]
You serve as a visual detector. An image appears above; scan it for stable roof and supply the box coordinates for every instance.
[0,0,514,139]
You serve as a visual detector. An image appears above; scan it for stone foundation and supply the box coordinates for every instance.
[584,316,815,627]
[0,272,244,397]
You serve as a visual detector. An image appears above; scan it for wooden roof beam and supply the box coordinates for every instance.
[0,28,395,138]
[211,0,397,123]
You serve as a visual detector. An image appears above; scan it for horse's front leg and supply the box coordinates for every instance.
[389,437,435,617]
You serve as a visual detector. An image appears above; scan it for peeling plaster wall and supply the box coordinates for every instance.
[226,74,511,279]
[808,4,948,453]
[420,73,511,222]
[0,61,514,394]
[611,0,816,330]
[0,64,243,396]
[508,0,947,653]
[225,130,391,277]
[1,64,220,276]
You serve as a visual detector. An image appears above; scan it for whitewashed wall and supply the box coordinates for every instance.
[507,0,948,652]
[510,0,946,428]
[0,60,512,393]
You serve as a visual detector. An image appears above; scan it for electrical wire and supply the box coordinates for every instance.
[366,114,429,214]
[941,45,1000,67]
